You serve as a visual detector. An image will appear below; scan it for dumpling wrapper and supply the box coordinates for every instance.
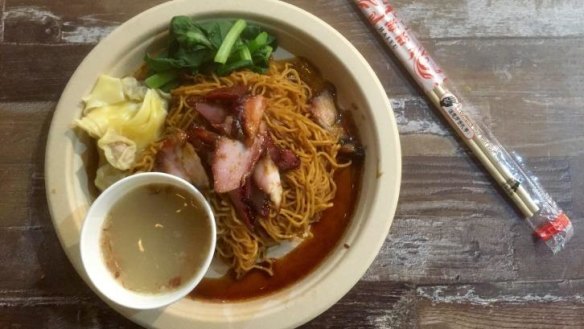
[122,76,148,101]
[75,102,140,139]
[94,162,129,191]
[97,129,136,170]
[76,74,168,180]
[82,75,125,112]
[119,88,167,150]
[76,78,167,150]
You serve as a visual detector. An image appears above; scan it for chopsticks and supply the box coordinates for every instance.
[429,85,539,218]
[354,0,572,252]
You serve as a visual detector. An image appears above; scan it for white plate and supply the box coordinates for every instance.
[45,0,402,328]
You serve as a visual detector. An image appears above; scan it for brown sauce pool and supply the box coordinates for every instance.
[190,162,362,301]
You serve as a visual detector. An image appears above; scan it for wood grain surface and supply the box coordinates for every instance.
[1,0,584,328]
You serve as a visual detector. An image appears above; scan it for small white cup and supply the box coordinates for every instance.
[80,172,216,309]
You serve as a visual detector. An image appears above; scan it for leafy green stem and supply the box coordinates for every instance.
[214,19,247,64]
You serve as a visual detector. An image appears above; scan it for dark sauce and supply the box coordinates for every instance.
[286,57,329,94]
[190,162,362,301]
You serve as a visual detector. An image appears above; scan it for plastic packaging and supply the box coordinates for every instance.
[354,0,573,252]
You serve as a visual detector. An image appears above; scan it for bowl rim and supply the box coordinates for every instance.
[45,0,402,328]
[79,172,217,310]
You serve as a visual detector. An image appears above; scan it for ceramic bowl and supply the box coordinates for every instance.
[80,172,216,310]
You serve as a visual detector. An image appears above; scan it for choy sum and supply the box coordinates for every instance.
[144,17,278,90]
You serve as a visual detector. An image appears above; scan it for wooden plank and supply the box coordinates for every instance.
[16,0,563,44]
[418,301,584,328]
[392,91,584,156]
[417,280,584,305]
[0,0,5,43]
[568,155,584,216]
[384,0,584,39]
[0,164,32,227]
[28,167,52,229]
[301,281,417,329]
[492,96,584,157]
[392,95,486,157]
[384,38,584,99]
[0,163,51,231]
[3,0,167,44]
[509,156,581,281]
[0,4,583,103]
[0,282,413,329]
[4,157,565,291]
[1,37,583,135]
[521,157,573,209]
[1,96,576,194]
[0,301,140,328]
[0,227,91,297]
[394,93,584,158]
[0,44,93,101]
[0,102,54,227]
[400,134,461,157]
[283,1,584,100]
[362,156,517,284]
[427,303,584,329]
[0,102,54,163]
[3,5,62,44]
[392,96,449,137]
[286,0,584,39]
[397,156,513,219]
[391,96,489,137]
[4,159,571,291]
[363,214,517,284]
[417,281,584,329]
[0,64,584,160]
[363,156,574,284]
[513,217,584,281]
[2,37,581,114]
[1,1,583,328]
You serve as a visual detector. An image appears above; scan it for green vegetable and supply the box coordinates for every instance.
[143,17,278,88]
[144,70,178,89]
[214,19,247,64]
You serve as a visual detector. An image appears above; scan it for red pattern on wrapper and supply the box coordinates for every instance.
[355,0,574,249]
[357,0,392,10]
[413,48,437,80]
[357,0,445,90]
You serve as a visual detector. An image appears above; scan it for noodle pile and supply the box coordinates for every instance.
[133,61,350,278]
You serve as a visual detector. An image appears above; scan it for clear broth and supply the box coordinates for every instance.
[101,183,211,293]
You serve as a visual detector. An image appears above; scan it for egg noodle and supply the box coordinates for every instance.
[133,61,350,278]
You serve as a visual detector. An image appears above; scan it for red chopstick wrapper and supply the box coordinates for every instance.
[354,0,573,252]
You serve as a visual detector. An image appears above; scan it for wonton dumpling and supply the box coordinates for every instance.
[94,162,129,191]
[97,129,136,170]
[75,102,140,139]
[118,89,168,150]
[76,75,168,171]
[122,77,148,101]
[82,75,125,112]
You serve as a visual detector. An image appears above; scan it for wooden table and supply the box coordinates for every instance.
[2,0,584,328]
